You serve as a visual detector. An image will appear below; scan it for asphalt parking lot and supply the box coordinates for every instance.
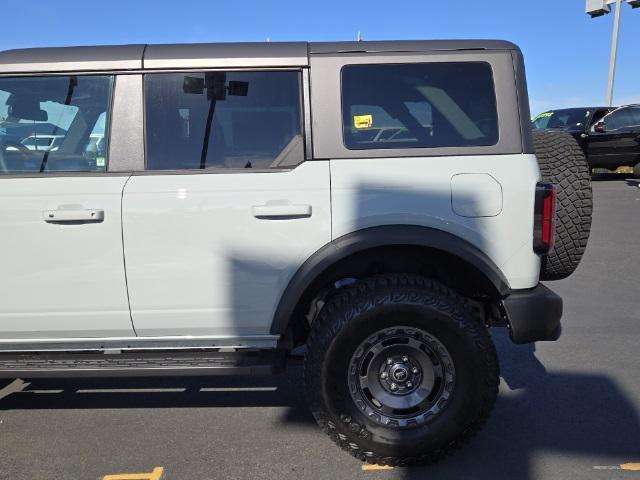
[1,177,639,480]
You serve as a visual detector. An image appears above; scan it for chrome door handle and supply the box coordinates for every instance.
[43,209,105,223]
[252,204,312,219]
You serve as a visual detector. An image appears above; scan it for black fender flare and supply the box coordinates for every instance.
[270,225,511,335]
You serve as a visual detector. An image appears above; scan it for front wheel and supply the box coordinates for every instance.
[304,274,499,466]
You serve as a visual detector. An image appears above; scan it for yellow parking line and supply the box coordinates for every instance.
[361,464,394,471]
[621,463,640,471]
[103,466,164,480]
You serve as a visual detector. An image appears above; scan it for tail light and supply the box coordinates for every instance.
[533,183,557,254]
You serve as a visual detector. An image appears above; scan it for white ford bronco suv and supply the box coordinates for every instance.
[0,41,592,465]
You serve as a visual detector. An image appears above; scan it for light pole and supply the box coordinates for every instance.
[586,0,640,106]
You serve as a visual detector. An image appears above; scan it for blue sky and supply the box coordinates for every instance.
[2,0,639,115]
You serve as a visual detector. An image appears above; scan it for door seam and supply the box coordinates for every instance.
[120,174,138,336]
[329,160,333,240]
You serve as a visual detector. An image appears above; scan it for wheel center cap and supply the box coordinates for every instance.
[391,366,409,382]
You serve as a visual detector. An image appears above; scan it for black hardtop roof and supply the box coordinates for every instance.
[0,40,519,74]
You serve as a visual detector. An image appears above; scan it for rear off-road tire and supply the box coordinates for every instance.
[304,274,499,466]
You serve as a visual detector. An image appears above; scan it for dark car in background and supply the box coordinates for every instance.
[533,106,640,176]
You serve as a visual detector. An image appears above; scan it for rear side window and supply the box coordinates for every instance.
[604,108,634,131]
[627,107,640,127]
[145,71,303,170]
[341,63,498,150]
[0,75,113,173]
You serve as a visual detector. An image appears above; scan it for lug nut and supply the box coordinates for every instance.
[386,358,393,365]
[412,367,419,374]
[380,372,388,379]
[406,381,413,388]
[401,356,409,363]
[390,383,398,391]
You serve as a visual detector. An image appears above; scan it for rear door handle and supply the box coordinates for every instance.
[252,204,312,219]
[43,209,105,223]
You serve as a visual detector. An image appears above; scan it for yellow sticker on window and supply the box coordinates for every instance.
[96,157,106,167]
[533,111,554,121]
[354,114,373,129]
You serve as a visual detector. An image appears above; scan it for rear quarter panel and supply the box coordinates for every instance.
[330,154,541,289]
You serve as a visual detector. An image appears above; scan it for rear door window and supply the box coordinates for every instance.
[144,71,303,170]
[341,62,498,150]
[0,75,113,173]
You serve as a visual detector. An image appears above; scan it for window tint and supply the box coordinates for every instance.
[0,75,113,173]
[628,107,640,126]
[145,71,303,170]
[605,108,634,131]
[533,108,593,130]
[591,109,610,126]
[341,63,498,150]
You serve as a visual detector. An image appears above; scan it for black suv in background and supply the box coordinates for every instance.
[533,106,640,176]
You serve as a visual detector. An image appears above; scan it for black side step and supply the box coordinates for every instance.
[0,349,286,378]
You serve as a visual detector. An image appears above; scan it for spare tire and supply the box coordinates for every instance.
[533,130,592,281]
